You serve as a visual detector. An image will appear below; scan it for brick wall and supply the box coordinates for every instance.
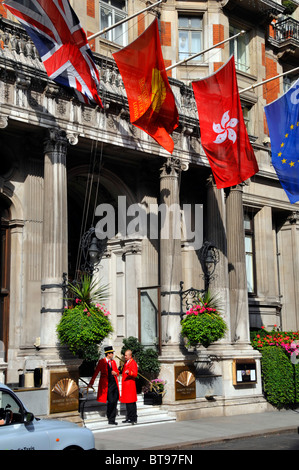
[164,59,172,77]
[263,54,280,134]
[161,21,171,47]
[213,24,224,48]
[87,31,95,51]
[263,56,280,104]
[214,62,224,72]
[87,0,95,18]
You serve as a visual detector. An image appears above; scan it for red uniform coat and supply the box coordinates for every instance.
[89,358,119,403]
[120,358,138,403]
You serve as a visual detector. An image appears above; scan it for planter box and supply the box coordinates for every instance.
[143,391,162,405]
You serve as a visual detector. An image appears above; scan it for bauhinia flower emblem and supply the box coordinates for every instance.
[213,110,238,144]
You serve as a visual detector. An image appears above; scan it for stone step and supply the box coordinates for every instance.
[78,378,175,431]
[80,395,175,432]
[85,412,175,432]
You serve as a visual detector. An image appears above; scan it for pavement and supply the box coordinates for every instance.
[93,408,299,451]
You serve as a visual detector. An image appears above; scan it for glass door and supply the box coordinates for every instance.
[0,206,10,363]
[138,287,161,353]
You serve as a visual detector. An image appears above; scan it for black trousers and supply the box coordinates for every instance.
[126,402,137,422]
[107,380,119,423]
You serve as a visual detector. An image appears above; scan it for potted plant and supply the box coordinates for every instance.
[120,337,162,395]
[142,379,167,405]
[56,274,113,360]
[181,290,227,348]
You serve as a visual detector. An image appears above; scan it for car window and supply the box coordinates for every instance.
[0,390,23,425]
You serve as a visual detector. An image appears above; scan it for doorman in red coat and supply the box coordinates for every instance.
[88,346,120,425]
[120,349,138,424]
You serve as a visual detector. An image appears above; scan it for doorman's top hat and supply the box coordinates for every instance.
[104,346,114,354]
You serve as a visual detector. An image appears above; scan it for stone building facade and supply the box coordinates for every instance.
[0,0,299,418]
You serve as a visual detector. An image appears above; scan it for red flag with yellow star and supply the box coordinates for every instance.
[113,19,178,153]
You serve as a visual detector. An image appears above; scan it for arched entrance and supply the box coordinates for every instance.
[0,198,10,363]
[67,165,136,279]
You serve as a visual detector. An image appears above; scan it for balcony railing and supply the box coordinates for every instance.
[273,17,299,43]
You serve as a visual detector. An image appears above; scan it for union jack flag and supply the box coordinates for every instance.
[3,0,103,106]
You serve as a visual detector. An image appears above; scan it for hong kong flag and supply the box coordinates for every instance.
[192,56,258,188]
[113,19,179,153]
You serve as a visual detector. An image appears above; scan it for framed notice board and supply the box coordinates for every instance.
[233,359,257,385]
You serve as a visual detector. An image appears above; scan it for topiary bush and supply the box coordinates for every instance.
[260,346,299,409]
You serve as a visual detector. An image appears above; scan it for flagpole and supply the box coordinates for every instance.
[239,66,299,94]
[165,31,245,72]
[87,0,166,41]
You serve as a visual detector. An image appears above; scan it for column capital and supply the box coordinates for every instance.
[0,115,8,129]
[287,211,299,225]
[229,183,245,192]
[160,156,182,178]
[43,128,68,156]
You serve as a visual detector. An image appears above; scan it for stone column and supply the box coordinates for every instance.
[40,128,68,351]
[226,184,250,344]
[159,157,183,356]
[206,175,231,342]
[277,211,299,331]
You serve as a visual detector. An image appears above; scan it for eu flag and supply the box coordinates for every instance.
[265,79,299,203]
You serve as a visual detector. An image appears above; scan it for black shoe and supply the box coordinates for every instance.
[108,421,118,425]
[122,419,130,423]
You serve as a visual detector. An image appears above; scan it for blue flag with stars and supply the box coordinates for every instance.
[265,79,299,204]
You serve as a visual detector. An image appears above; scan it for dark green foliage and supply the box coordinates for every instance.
[121,336,161,379]
[282,0,297,15]
[180,289,227,347]
[181,312,227,347]
[57,304,113,360]
[260,346,299,409]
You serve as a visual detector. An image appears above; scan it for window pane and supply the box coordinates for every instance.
[113,20,125,45]
[179,31,189,60]
[178,17,188,28]
[237,36,246,70]
[101,7,111,30]
[245,235,252,253]
[191,31,201,54]
[100,0,127,45]
[230,26,248,72]
[111,0,125,10]
[246,254,254,292]
[178,16,202,61]
[191,17,202,28]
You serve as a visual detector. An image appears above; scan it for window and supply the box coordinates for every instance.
[244,213,256,294]
[178,15,202,62]
[283,75,299,93]
[242,105,252,135]
[0,390,23,425]
[229,26,248,72]
[99,0,128,46]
